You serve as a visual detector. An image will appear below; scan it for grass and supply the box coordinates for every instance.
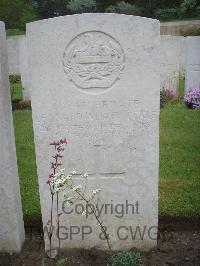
[9,75,23,101]
[159,104,200,217]
[12,84,200,221]
[178,74,185,99]
[13,110,41,221]
[6,29,25,36]
[10,83,23,101]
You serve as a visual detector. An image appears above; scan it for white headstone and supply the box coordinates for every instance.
[27,14,160,251]
[160,35,185,93]
[20,36,31,100]
[6,35,31,100]
[7,35,24,75]
[185,36,200,92]
[0,21,25,252]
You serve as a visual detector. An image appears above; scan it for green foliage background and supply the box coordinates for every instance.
[0,0,200,31]
[0,0,37,30]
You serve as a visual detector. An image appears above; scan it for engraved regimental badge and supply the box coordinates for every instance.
[63,31,125,91]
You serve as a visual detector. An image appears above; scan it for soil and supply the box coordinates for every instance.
[0,218,200,266]
[12,100,31,110]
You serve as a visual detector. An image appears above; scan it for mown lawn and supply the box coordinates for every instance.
[10,75,23,101]
[159,104,200,217]
[13,110,40,221]
[13,103,200,221]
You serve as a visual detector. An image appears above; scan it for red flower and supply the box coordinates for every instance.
[48,173,53,179]
[50,141,60,146]
[51,162,62,169]
[57,146,64,152]
[60,138,68,144]
[53,154,63,160]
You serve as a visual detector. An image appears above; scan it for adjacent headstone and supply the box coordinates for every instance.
[160,20,200,36]
[20,37,31,100]
[185,37,200,92]
[180,37,186,76]
[27,14,160,251]
[0,21,25,252]
[6,35,31,100]
[7,35,24,75]
[160,35,185,93]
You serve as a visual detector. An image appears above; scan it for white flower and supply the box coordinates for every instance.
[63,193,68,198]
[72,185,81,192]
[53,168,65,181]
[54,186,60,192]
[64,196,73,205]
[81,210,87,217]
[66,196,73,201]
[60,168,65,174]
[95,222,101,227]
[53,173,59,180]
[65,201,72,206]
[66,174,72,180]
[81,173,88,178]
[71,170,77,175]
[91,189,101,195]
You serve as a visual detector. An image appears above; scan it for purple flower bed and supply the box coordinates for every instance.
[184,87,200,109]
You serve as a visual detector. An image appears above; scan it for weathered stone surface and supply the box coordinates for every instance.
[160,35,186,93]
[27,14,160,251]
[0,21,25,252]
[7,35,24,75]
[7,33,188,100]
[160,20,200,36]
[185,37,200,92]
[6,35,31,100]
[20,37,31,100]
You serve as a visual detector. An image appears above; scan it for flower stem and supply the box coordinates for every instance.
[66,182,111,250]
[50,192,54,256]
[56,191,61,248]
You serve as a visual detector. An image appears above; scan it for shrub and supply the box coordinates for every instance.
[67,0,97,14]
[0,0,37,30]
[108,251,142,266]
[155,8,178,21]
[6,29,25,36]
[178,0,199,18]
[9,75,21,84]
[184,87,200,109]
[156,0,200,21]
[160,88,175,108]
[19,4,38,30]
[105,1,142,16]
[180,28,200,36]
[9,75,23,101]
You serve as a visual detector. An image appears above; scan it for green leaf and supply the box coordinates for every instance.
[56,258,66,266]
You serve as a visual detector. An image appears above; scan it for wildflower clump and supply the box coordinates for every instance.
[184,87,200,109]
[45,138,110,258]
[160,88,175,108]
